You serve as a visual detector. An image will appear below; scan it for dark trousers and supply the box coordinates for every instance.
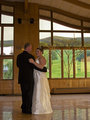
[20,82,34,112]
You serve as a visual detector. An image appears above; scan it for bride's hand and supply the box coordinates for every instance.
[29,59,35,64]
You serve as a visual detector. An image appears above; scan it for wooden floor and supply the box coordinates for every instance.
[0,94,90,120]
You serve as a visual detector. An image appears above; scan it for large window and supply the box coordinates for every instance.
[40,32,51,46]
[53,32,81,47]
[63,50,73,78]
[84,33,90,47]
[51,50,61,78]
[86,50,90,78]
[0,5,14,80]
[3,59,13,79]
[3,27,14,55]
[75,50,85,78]
[43,50,49,77]
[39,9,90,79]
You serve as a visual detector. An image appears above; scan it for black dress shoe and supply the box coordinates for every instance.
[22,109,27,113]
[22,109,32,114]
[26,111,32,114]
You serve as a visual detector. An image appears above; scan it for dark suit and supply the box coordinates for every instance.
[17,51,47,113]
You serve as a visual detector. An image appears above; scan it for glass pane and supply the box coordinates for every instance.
[53,32,81,47]
[84,33,90,47]
[51,50,61,78]
[43,50,49,78]
[39,19,51,30]
[75,50,85,78]
[3,27,14,55]
[64,109,74,120]
[39,32,51,46]
[88,109,90,119]
[3,59,13,79]
[76,108,86,120]
[0,27,1,55]
[1,14,13,24]
[86,50,90,77]
[1,5,14,12]
[53,22,80,31]
[63,50,73,78]
[3,112,12,120]
[53,110,62,120]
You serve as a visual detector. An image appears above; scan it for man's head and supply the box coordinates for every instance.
[24,43,32,53]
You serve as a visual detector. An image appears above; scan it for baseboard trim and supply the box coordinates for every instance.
[51,88,90,94]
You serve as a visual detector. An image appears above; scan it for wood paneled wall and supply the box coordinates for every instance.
[0,2,90,94]
[49,79,87,90]
[14,3,39,94]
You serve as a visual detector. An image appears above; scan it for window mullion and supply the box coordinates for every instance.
[51,11,53,46]
[0,5,1,24]
[1,26,3,55]
[81,20,84,47]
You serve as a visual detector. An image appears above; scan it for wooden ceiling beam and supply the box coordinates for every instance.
[24,0,28,13]
[64,0,90,10]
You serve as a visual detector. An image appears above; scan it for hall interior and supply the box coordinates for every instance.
[0,0,90,119]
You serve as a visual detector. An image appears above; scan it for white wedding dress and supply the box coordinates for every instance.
[32,59,53,114]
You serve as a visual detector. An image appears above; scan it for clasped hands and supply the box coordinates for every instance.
[29,59,35,64]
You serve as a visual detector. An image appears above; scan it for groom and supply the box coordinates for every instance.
[17,43,47,114]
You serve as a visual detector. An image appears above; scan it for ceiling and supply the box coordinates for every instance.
[1,0,90,29]
[30,0,90,19]
[79,0,90,4]
[2,0,90,19]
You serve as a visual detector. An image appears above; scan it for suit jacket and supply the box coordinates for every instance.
[17,51,47,84]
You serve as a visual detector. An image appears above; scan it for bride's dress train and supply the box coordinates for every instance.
[32,59,53,114]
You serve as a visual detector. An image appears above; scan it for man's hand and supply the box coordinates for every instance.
[29,59,35,64]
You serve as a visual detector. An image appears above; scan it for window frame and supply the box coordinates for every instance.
[0,4,14,81]
[39,9,90,80]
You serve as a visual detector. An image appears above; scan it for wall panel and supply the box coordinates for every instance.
[14,3,39,94]
[0,81,13,94]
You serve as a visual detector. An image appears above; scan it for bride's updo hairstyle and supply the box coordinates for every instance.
[37,46,43,54]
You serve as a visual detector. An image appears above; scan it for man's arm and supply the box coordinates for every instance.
[30,55,47,72]
[17,54,23,69]
[32,64,47,72]
[17,55,20,68]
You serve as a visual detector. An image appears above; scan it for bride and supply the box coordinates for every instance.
[29,47,53,114]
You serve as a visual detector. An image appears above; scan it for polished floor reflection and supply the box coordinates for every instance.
[0,94,90,120]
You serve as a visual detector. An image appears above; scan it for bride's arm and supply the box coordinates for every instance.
[29,57,46,69]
